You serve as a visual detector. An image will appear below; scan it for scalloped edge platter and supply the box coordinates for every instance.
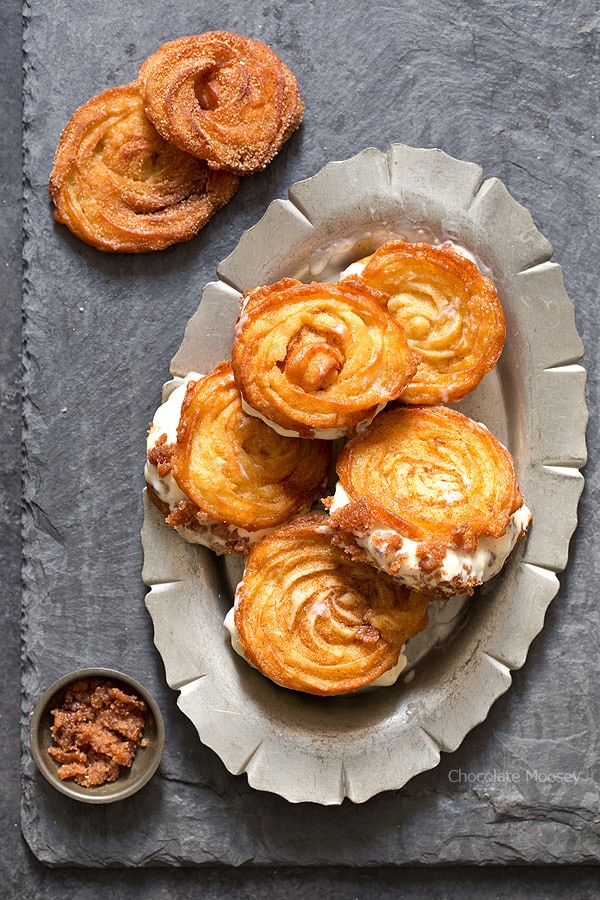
[141,144,587,805]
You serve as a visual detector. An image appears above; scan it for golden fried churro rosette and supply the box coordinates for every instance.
[139,32,304,175]
[145,363,331,554]
[342,240,506,404]
[327,406,532,599]
[49,82,239,253]
[231,277,419,439]
[229,514,430,696]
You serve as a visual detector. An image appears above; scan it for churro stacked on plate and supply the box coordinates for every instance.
[145,239,532,696]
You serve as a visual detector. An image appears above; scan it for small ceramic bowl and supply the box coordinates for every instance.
[30,668,165,804]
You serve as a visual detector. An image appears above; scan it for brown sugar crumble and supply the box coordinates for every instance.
[48,678,149,787]
[147,432,174,477]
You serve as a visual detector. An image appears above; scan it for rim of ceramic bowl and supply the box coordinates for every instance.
[30,667,165,804]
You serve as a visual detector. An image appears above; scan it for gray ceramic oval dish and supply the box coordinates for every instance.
[30,667,165,804]
[142,143,588,805]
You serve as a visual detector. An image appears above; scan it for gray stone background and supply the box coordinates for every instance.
[3,0,599,895]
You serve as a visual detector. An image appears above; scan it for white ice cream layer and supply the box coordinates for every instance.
[145,374,195,509]
[241,396,348,440]
[329,482,532,596]
[241,395,385,441]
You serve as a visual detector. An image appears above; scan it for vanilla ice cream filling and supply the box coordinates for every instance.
[241,395,387,441]
[329,482,532,596]
[145,374,272,551]
[223,606,408,692]
[145,375,192,509]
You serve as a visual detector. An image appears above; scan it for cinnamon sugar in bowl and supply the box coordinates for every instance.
[30,668,165,803]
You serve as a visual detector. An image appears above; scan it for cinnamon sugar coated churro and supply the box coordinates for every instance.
[139,32,304,175]
[49,32,303,251]
[49,81,238,252]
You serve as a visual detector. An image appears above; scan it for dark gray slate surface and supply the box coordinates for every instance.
[20,0,600,870]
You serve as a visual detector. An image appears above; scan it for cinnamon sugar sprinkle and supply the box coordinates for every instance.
[48,678,149,787]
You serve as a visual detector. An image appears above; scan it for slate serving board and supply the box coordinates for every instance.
[21,0,600,866]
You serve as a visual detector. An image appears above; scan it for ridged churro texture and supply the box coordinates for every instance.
[139,32,304,174]
[345,240,506,404]
[172,363,331,528]
[146,362,331,554]
[231,277,419,438]
[333,405,524,551]
[234,514,429,696]
[49,82,239,252]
